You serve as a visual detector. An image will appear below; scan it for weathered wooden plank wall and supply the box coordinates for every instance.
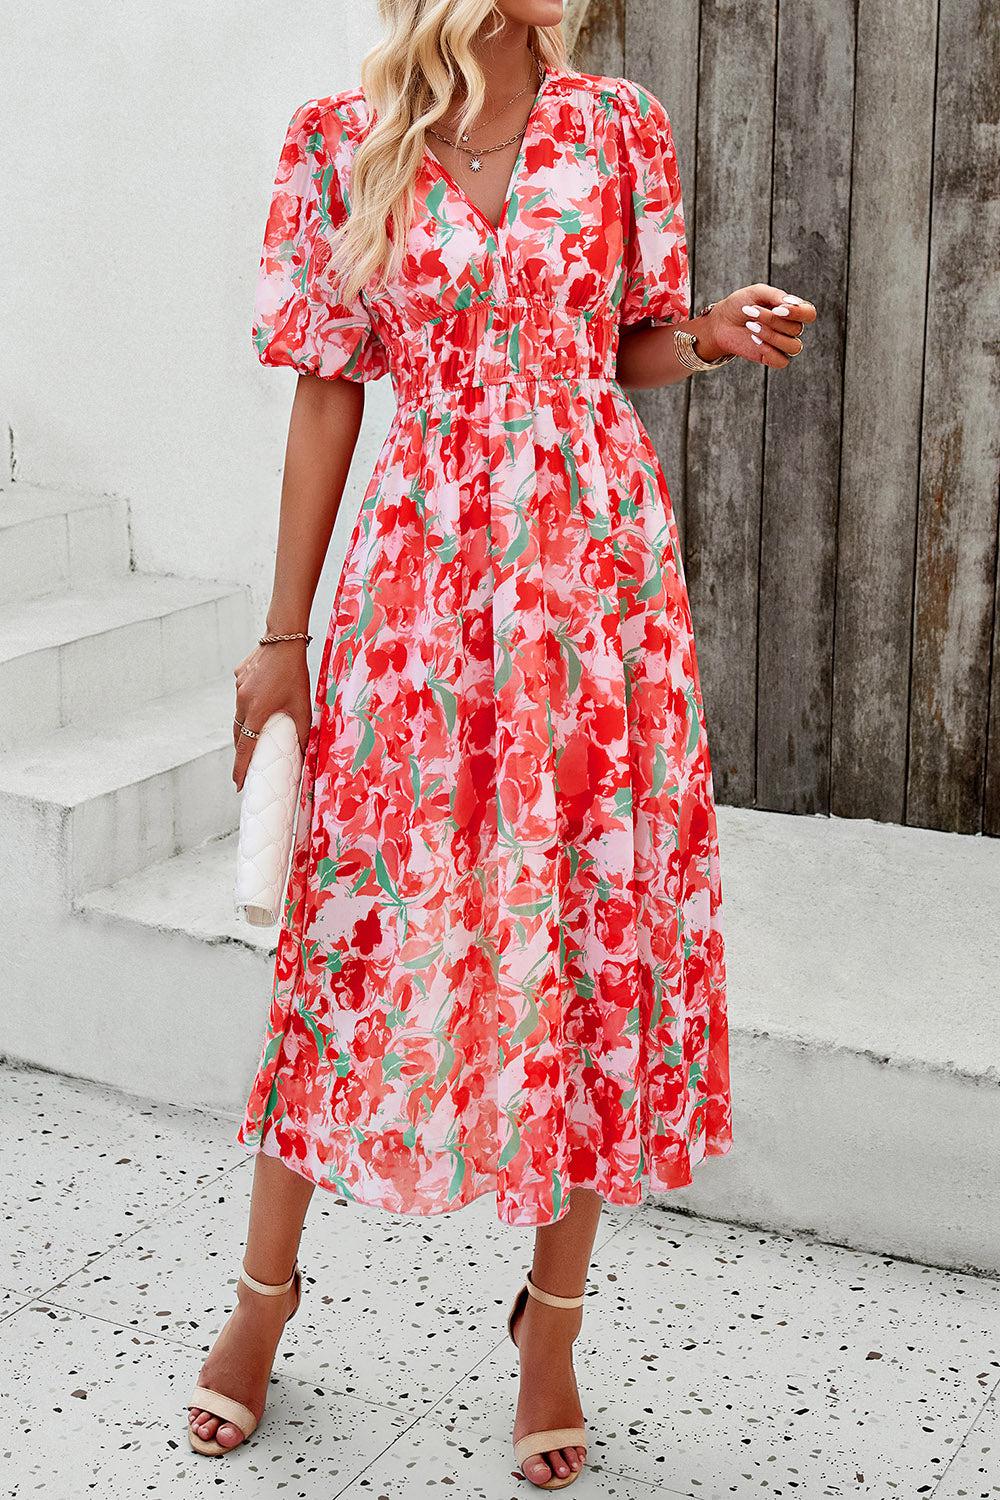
[573,0,1000,835]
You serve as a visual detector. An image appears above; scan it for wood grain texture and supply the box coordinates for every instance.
[683,0,777,805]
[756,0,855,813]
[906,0,1000,833]
[570,0,625,76]
[985,516,1000,835]
[624,0,700,547]
[830,0,937,823]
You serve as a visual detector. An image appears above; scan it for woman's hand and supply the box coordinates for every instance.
[232,640,313,792]
[699,285,817,368]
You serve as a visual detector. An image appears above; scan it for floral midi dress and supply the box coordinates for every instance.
[236,63,733,1227]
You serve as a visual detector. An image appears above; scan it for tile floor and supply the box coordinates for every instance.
[1,1063,998,1499]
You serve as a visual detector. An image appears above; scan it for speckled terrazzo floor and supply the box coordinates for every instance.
[1,1063,998,1499]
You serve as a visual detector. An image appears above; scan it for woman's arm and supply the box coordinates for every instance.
[617,283,817,389]
[232,372,365,790]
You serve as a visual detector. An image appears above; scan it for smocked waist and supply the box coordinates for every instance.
[379,298,619,404]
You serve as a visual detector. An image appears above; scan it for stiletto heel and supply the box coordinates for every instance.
[507,1271,588,1490]
[187,1258,302,1456]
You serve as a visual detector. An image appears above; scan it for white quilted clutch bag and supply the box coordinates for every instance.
[234,711,305,927]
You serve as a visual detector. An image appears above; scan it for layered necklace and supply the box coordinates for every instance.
[426,56,545,174]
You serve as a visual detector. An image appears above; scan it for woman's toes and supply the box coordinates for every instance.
[525,1453,553,1484]
[547,1449,571,1479]
[216,1420,246,1450]
[563,1445,582,1471]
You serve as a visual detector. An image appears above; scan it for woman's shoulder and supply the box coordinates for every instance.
[283,87,373,146]
[550,64,669,120]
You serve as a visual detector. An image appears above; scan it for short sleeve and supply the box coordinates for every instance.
[616,80,691,329]
[252,99,389,383]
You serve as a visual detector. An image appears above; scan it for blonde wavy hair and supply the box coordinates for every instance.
[332,0,569,300]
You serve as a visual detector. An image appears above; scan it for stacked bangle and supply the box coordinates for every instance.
[673,300,737,373]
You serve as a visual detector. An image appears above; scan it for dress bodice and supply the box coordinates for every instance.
[252,66,690,409]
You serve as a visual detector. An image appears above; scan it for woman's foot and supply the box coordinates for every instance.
[187,1273,300,1451]
[510,1289,587,1487]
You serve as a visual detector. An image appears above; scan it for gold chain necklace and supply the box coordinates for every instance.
[427,59,544,174]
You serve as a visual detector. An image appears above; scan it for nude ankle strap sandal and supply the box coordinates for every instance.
[506,1271,588,1491]
[187,1258,302,1457]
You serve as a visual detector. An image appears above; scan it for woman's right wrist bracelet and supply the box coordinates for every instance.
[259,630,312,646]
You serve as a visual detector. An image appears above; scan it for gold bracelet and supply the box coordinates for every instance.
[673,300,737,373]
[259,631,312,646]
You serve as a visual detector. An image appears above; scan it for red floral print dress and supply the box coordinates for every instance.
[236,64,733,1227]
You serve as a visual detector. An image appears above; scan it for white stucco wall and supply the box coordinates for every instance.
[1,1,393,620]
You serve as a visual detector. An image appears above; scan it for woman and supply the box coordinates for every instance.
[188,0,815,1488]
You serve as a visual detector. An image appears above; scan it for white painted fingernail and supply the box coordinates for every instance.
[751,334,762,345]
[746,320,761,333]
[741,304,760,316]
[774,305,790,316]
[783,294,804,305]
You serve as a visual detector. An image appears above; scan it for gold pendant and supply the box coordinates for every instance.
[469,156,483,173]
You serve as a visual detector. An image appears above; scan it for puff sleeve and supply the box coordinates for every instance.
[252,99,389,383]
[616,80,691,329]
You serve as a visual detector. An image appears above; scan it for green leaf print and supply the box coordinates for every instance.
[374,848,402,902]
[402,942,445,970]
[425,178,451,224]
[651,743,669,798]
[428,674,457,733]
[317,856,339,890]
[612,786,633,823]
[433,1038,456,1088]
[684,684,702,755]
[498,1120,522,1169]
[507,897,552,918]
[351,713,377,773]
[299,1007,329,1059]
[447,1147,467,1199]
[559,434,582,512]
[551,1169,564,1221]
[381,1052,405,1082]
[501,514,531,567]
[262,1077,281,1126]
[637,562,663,602]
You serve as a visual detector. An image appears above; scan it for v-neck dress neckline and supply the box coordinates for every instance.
[422,66,554,237]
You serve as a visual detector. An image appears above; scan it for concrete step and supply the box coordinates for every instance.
[5,802,1000,1276]
[0,483,130,603]
[77,830,276,956]
[0,573,251,748]
[0,674,240,900]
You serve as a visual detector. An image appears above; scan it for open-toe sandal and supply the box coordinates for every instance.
[187,1258,302,1457]
[506,1270,588,1490]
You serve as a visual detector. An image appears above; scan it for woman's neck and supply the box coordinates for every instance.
[468,24,537,107]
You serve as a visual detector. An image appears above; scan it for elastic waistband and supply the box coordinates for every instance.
[382,298,619,405]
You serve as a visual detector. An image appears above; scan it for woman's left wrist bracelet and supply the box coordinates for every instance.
[674,301,737,372]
